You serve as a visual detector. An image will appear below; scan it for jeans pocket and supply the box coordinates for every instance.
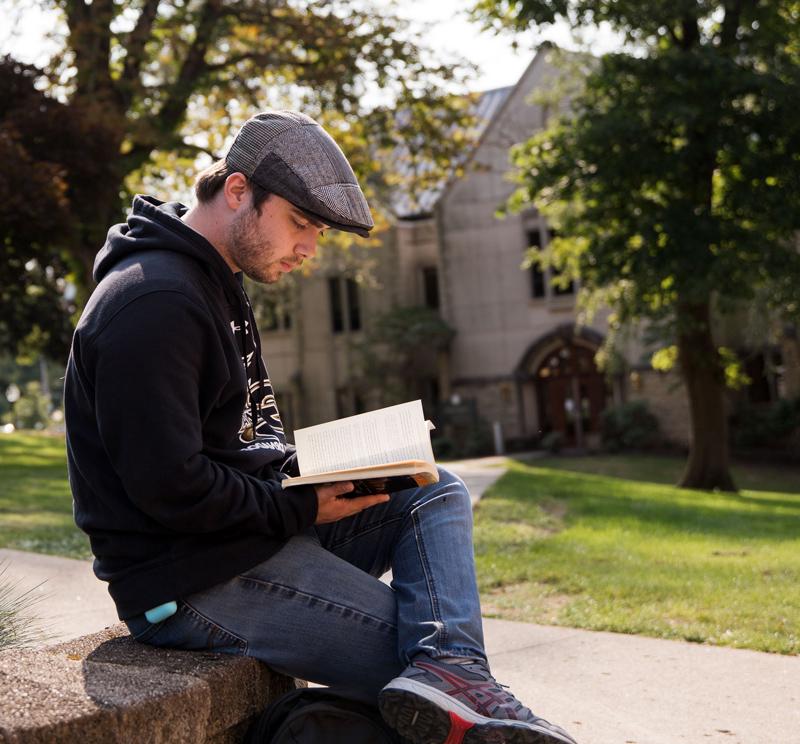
[127,614,173,644]
[178,602,248,655]
[126,602,247,655]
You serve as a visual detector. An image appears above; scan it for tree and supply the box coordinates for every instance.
[473,0,800,490]
[5,0,475,289]
[1,1,477,360]
[0,56,114,359]
[357,306,455,405]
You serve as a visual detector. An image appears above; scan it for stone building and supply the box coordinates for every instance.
[260,47,783,450]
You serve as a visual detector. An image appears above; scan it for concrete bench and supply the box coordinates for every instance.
[0,624,300,743]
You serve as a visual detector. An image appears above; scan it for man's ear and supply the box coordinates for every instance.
[223,172,249,211]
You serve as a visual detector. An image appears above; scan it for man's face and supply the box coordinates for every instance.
[226,193,327,284]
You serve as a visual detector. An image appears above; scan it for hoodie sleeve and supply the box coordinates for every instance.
[89,289,318,536]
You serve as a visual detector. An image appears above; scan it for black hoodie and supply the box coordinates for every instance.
[64,195,318,619]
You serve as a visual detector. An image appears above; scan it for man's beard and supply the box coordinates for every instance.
[227,205,280,284]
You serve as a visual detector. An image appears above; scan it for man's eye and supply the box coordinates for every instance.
[320,230,326,238]
[293,219,308,230]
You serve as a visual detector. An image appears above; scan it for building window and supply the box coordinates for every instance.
[335,387,349,419]
[346,278,361,331]
[336,387,366,418]
[546,229,574,296]
[328,277,344,333]
[353,391,366,413]
[275,391,294,443]
[259,297,292,332]
[526,230,546,299]
[329,276,361,334]
[526,228,574,298]
[422,266,440,309]
[423,377,440,408]
[551,268,575,296]
[547,230,575,297]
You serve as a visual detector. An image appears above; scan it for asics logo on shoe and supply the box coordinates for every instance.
[412,661,523,718]
[379,656,579,744]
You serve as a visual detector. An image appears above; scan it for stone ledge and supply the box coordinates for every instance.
[0,624,301,743]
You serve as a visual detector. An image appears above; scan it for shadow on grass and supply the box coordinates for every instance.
[730,492,800,512]
[511,453,800,495]
[500,459,800,542]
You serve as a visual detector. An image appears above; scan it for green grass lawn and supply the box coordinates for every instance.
[0,432,90,559]
[474,454,800,654]
[3,433,799,654]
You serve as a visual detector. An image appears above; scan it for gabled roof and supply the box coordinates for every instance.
[389,85,514,219]
[435,46,554,211]
[390,46,554,219]
[473,85,516,127]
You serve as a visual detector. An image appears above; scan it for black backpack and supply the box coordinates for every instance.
[245,686,407,744]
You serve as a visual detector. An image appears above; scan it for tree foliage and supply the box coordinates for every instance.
[357,305,455,404]
[17,0,475,276]
[1,0,477,356]
[0,56,116,358]
[474,0,800,490]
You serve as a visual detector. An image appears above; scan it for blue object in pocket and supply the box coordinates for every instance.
[144,601,177,624]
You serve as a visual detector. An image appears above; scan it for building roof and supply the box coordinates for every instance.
[389,85,514,219]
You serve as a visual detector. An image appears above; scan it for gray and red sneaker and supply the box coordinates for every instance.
[378,656,577,744]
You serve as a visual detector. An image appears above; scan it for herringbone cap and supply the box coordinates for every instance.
[226,111,374,237]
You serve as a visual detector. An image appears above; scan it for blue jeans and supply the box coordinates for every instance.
[125,467,486,699]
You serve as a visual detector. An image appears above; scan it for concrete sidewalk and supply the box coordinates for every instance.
[441,454,510,505]
[2,457,798,743]
[484,619,799,744]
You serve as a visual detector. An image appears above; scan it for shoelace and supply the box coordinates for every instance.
[461,663,511,689]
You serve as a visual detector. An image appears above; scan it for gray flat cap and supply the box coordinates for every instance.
[226,110,374,237]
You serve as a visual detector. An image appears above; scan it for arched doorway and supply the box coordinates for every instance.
[515,325,608,448]
[535,341,607,446]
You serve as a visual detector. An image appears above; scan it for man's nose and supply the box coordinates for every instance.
[295,237,317,260]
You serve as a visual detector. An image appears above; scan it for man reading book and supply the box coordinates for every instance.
[64,110,577,744]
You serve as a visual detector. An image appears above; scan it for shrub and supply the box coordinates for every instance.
[504,435,540,453]
[2,381,51,430]
[432,435,456,460]
[540,430,564,453]
[601,400,661,452]
[432,418,494,460]
[730,398,800,450]
[461,419,494,458]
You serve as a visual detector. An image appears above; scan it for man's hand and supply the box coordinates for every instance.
[314,481,389,524]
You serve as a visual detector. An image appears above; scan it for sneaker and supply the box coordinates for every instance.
[378,656,577,744]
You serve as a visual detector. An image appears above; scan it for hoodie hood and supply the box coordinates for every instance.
[94,195,240,303]
[94,195,282,452]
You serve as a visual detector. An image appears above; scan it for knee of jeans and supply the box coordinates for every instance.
[438,466,469,494]
[413,467,471,513]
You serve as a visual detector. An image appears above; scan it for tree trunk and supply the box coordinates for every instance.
[781,323,800,399]
[71,176,127,292]
[676,300,737,491]
[67,94,129,292]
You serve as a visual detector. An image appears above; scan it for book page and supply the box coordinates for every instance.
[294,400,435,476]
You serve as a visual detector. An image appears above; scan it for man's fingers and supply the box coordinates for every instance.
[351,493,390,508]
[313,488,390,525]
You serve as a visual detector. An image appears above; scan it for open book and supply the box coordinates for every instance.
[281,400,439,496]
